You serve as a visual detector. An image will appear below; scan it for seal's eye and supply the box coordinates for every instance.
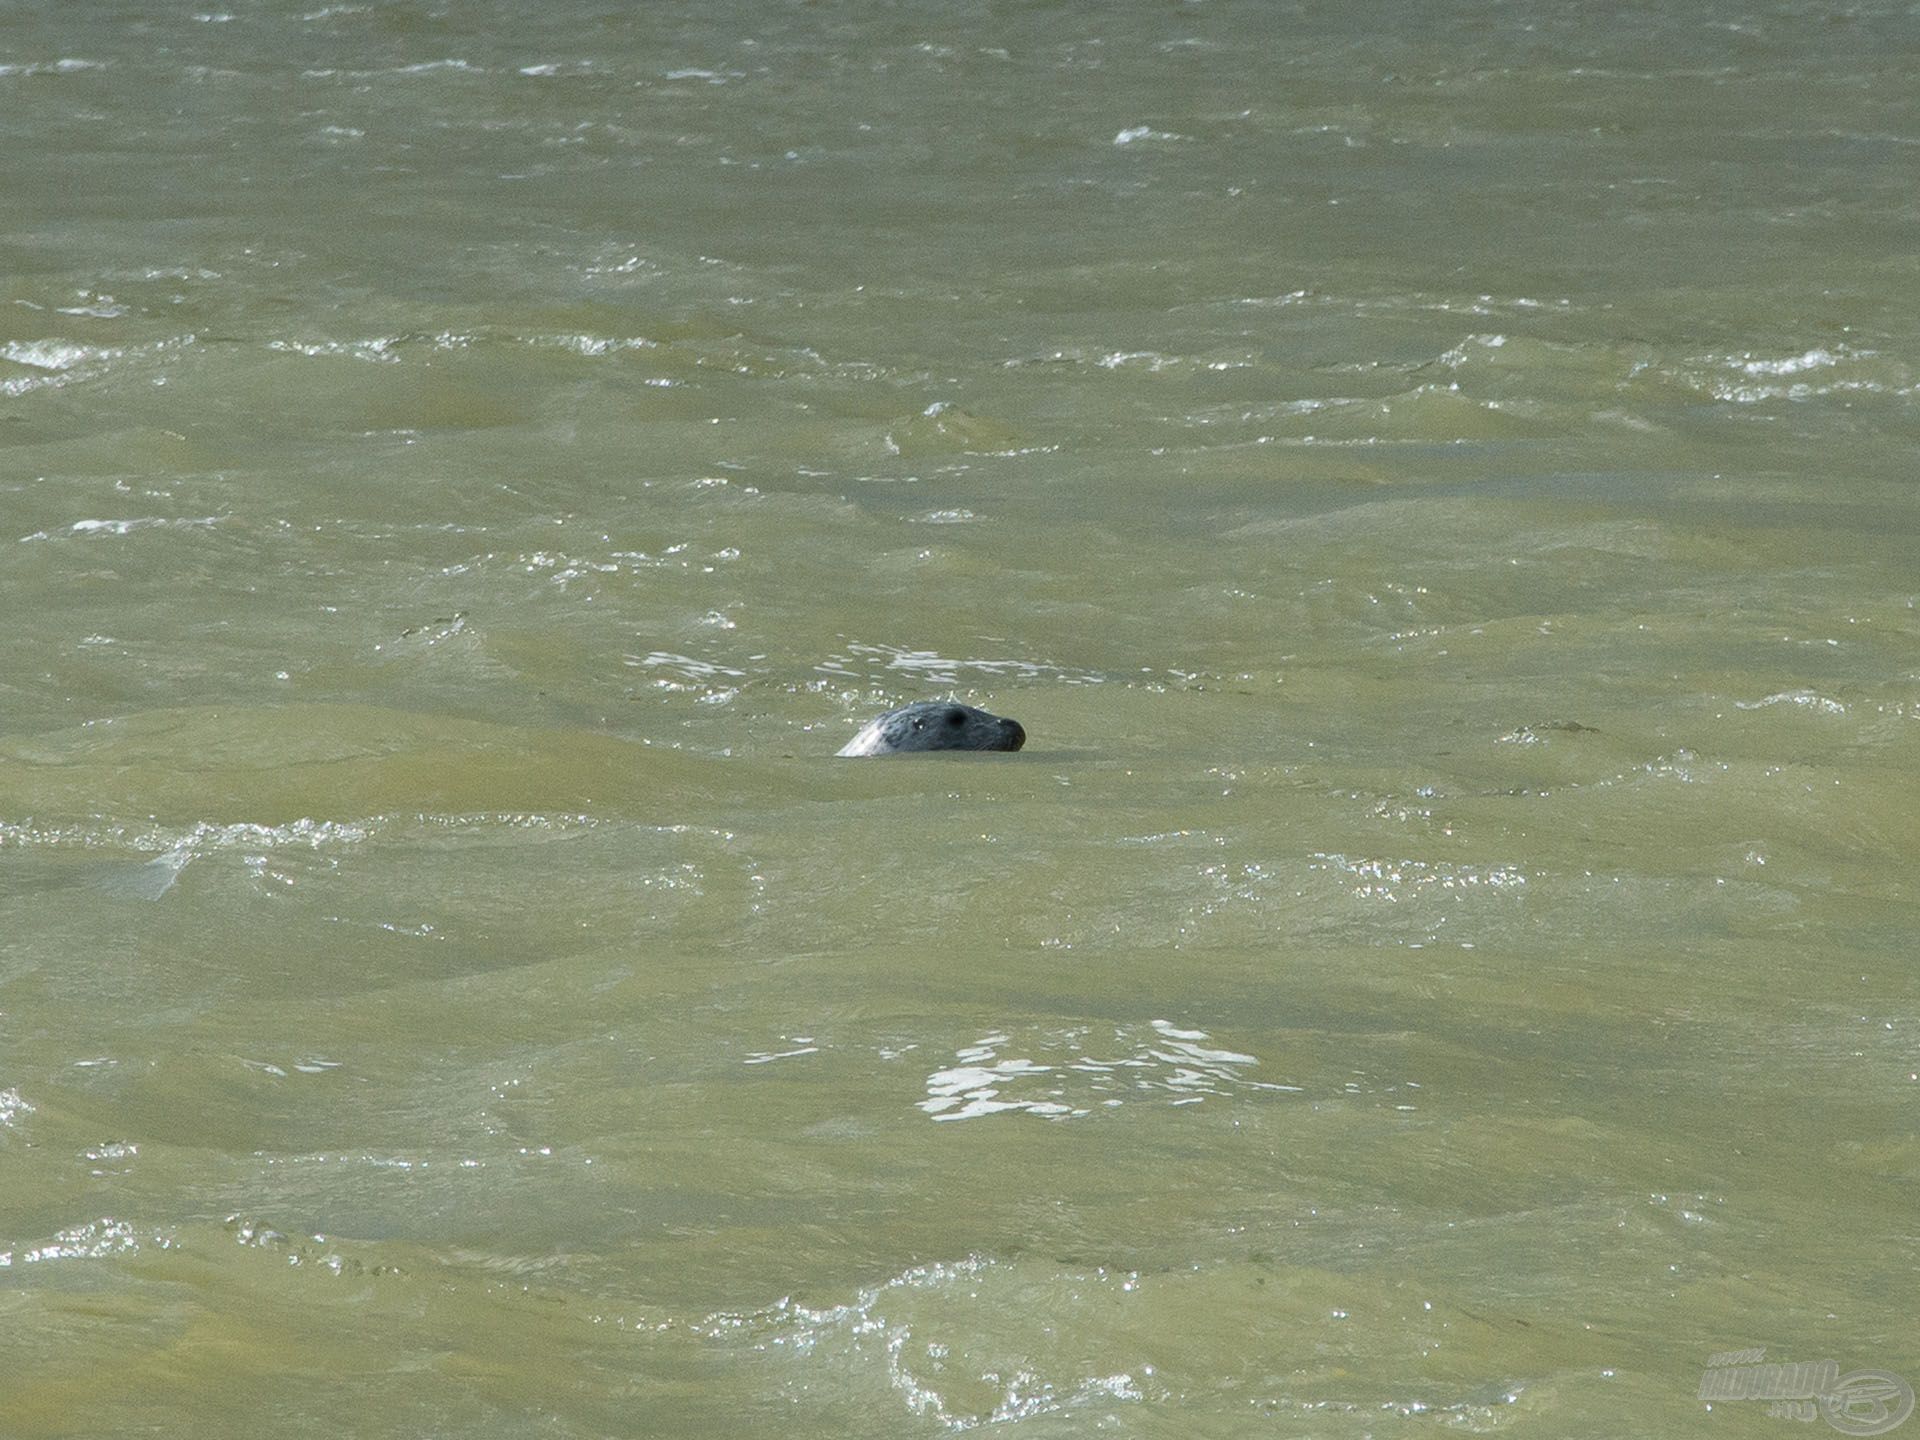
[945,708,967,727]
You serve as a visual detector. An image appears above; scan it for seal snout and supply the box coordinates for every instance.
[837,699,1030,757]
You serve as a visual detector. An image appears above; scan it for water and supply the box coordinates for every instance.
[4,1,1918,1434]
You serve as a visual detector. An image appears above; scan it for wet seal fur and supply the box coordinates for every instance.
[837,700,1026,757]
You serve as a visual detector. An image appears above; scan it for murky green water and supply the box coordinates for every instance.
[4,1,1918,1434]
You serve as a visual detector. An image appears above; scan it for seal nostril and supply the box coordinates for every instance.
[946,708,967,727]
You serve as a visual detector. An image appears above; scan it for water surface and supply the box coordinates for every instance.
[4,1,1918,1434]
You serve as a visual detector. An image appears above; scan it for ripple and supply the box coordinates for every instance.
[706,1255,1160,1428]
[19,516,224,542]
[3,339,101,369]
[919,1020,1300,1122]
[0,1087,35,1129]
[0,1218,139,1268]
[0,58,107,78]
[260,329,676,365]
[1682,344,1914,404]
[627,651,747,703]
[1310,852,1530,903]
[1733,690,1848,715]
[1,334,195,397]
[56,294,128,318]
[266,335,403,361]
[1112,125,1185,145]
[0,816,378,900]
[819,643,1104,687]
[300,58,481,79]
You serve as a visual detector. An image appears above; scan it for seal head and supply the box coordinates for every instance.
[837,700,1027,757]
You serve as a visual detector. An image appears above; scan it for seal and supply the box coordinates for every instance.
[837,700,1027,757]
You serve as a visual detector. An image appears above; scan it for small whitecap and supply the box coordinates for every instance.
[627,651,746,680]
[1098,350,1176,370]
[0,58,107,77]
[827,640,1102,687]
[57,296,126,318]
[1433,333,1510,368]
[3,339,99,370]
[549,333,655,356]
[1312,851,1530,900]
[267,336,397,361]
[1149,1019,1210,1043]
[1113,124,1183,145]
[1737,346,1845,377]
[1733,690,1846,715]
[6,1218,138,1267]
[62,516,221,537]
[742,1043,820,1066]
[584,254,654,277]
[919,1022,1293,1122]
[0,1088,35,1128]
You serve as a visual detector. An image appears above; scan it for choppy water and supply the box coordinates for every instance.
[4,1,1918,1435]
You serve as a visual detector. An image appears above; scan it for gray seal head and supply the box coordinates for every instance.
[837,700,1027,757]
